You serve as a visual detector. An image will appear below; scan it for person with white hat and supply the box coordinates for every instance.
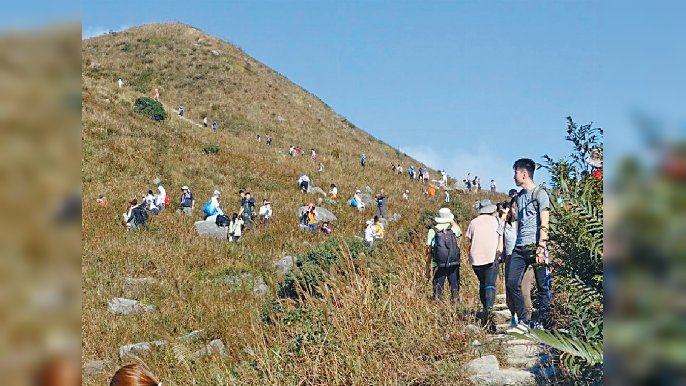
[177,185,194,216]
[425,207,462,302]
[466,199,504,331]
[352,189,365,212]
[202,190,224,222]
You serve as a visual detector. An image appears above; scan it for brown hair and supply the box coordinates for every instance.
[110,364,160,386]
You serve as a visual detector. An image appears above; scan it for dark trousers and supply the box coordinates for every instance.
[472,263,498,313]
[433,265,460,302]
[506,246,551,325]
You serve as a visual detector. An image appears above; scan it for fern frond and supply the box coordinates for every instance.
[510,324,603,366]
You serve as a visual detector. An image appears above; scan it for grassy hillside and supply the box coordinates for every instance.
[82,23,506,385]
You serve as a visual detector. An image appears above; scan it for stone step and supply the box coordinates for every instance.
[470,368,535,386]
[495,323,512,333]
[493,303,509,311]
[492,309,513,324]
[495,293,506,302]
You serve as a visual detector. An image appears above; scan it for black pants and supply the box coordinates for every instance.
[472,263,498,313]
[506,246,551,325]
[300,181,309,192]
[433,265,459,302]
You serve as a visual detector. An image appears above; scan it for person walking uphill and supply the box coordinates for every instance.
[506,158,552,329]
[375,188,387,218]
[177,185,195,215]
[466,199,504,332]
[425,208,462,302]
[360,153,367,168]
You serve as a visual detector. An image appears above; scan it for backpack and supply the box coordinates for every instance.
[530,184,553,215]
[164,194,170,207]
[131,206,148,226]
[202,200,216,216]
[300,211,309,225]
[349,198,358,207]
[431,225,460,267]
[215,214,231,227]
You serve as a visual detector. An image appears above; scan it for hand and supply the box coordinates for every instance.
[536,246,546,264]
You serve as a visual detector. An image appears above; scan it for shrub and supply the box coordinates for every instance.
[203,144,219,154]
[133,96,166,121]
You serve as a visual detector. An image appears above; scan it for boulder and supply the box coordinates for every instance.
[308,186,327,196]
[179,329,205,341]
[470,368,536,386]
[463,324,481,334]
[211,49,221,56]
[118,339,167,358]
[108,297,155,315]
[297,206,337,222]
[225,273,268,296]
[390,213,401,222]
[194,220,228,240]
[492,309,513,324]
[467,355,499,374]
[496,293,507,303]
[356,193,374,206]
[506,344,541,368]
[364,186,373,193]
[83,360,113,377]
[274,256,295,275]
[194,339,227,358]
[322,198,339,206]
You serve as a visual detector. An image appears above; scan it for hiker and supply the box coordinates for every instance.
[300,203,318,231]
[203,116,208,128]
[153,88,160,101]
[289,145,295,157]
[490,179,497,193]
[375,188,387,218]
[423,168,430,182]
[360,153,367,168]
[298,174,311,193]
[391,163,396,173]
[258,199,273,225]
[425,208,462,302]
[155,183,167,211]
[418,167,424,182]
[441,170,448,186]
[257,134,261,142]
[465,173,472,191]
[403,189,409,200]
[177,185,195,215]
[97,194,109,208]
[350,189,365,211]
[409,165,415,180]
[311,148,317,161]
[506,158,552,329]
[373,215,385,240]
[320,221,333,236]
[444,188,450,203]
[329,183,338,198]
[125,198,148,230]
[117,78,124,88]
[212,120,217,131]
[299,147,305,156]
[144,190,159,215]
[474,176,481,191]
[397,164,403,175]
[318,162,324,172]
[500,200,535,326]
[202,190,224,222]
[266,136,272,145]
[178,104,184,117]
[466,199,504,331]
[238,191,256,230]
[109,364,161,386]
[227,213,244,242]
[364,220,377,247]
[508,188,518,200]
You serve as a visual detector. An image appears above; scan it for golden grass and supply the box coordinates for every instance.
[82,23,508,385]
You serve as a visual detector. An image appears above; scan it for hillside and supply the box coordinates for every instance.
[82,23,511,385]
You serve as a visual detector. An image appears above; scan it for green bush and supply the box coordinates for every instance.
[133,96,166,121]
[203,144,219,154]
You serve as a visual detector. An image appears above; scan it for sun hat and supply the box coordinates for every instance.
[355,189,361,193]
[477,199,498,214]
[213,190,221,196]
[181,185,189,191]
[434,208,454,224]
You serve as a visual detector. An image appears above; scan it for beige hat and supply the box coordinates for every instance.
[434,208,454,224]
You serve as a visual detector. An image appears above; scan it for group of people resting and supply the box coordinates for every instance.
[201,189,273,242]
[123,183,168,229]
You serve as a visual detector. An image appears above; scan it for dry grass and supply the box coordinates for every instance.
[82,23,508,385]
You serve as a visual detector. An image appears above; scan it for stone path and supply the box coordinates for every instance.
[466,294,559,385]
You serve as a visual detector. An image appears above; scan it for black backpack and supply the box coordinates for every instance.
[131,206,148,226]
[215,214,231,227]
[432,225,460,267]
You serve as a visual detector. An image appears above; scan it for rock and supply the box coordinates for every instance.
[496,323,512,333]
[322,198,338,206]
[317,197,323,204]
[274,256,295,275]
[471,340,482,347]
[492,309,513,324]
[356,193,374,206]
[493,303,509,311]
[225,273,268,296]
[152,177,161,185]
[253,283,269,297]
[118,340,167,358]
[505,339,537,346]
[390,213,401,222]
[276,115,285,122]
[194,220,228,240]
[496,294,507,302]
[364,186,373,193]
[194,339,227,358]
[466,355,499,374]
[83,359,112,377]
[470,368,536,385]
[297,206,337,222]
[108,297,155,315]
[211,49,220,56]
[308,186,327,196]
[464,324,481,334]
[179,329,205,341]
[506,345,540,368]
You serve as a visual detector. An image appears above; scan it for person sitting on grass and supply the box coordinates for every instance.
[228,212,244,242]
[329,183,338,198]
[320,221,333,236]
[259,199,273,225]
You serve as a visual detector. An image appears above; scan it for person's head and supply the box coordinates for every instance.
[476,199,497,216]
[109,364,160,386]
[355,189,361,194]
[213,190,221,198]
[513,158,536,186]
[508,188,518,199]
[405,189,409,194]
[147,190,153,195]
[130,198,138,206]
[491,179,494,182]
[380,188,385,194]
[434,208,454,224]
[239,189,244,197]
[232,213,238,221]
[373,215,379,223]
[263,199,268,205]
[331,183,336,188]
[245,192,251,199]
[181,185,189,193]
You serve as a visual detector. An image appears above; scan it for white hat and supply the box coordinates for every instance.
[181,185,189,190]
[355,189,361,193]
[213,190,221,196]
[434,208,454,224]
[477,199,497,214]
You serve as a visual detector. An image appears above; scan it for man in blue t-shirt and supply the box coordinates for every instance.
[506,158,551,329]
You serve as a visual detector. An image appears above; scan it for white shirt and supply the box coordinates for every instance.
[364,224,377,242]
[203,117,208,124]
[402,192,409,200]
[259,205,272,218]
[117,79,123,88]
[330,187,338,196]
[210,196,224,216]
[354,193,365,207]
[298,175,310,184]
[155,185,166,206]
[144,194,156,210]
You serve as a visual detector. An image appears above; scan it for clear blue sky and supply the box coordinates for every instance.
[80,1,685,191]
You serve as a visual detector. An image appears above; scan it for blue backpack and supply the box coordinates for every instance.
[349,198,358,207]
[202,200,216,216]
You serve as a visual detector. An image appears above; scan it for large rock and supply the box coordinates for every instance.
[470,368,536,385]
[390,213,401,222]
[356,193,374,206]
[506,344,541,368]
[194,339,227,358]
[467,355,500,374]
[118,339,167,358]
[308,186,327,196]
[275,256,295,275]
[225,273,268,296]
[495,293,507,303]
[463,324,481,334]
[108,297,155,315]
[194,220,228,240]
[364,186,373,193]
[492,309,513,324]
[322,198,339,206]
[297,206,337,222]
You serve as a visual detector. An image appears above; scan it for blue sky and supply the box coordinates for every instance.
[80,1,684,191]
